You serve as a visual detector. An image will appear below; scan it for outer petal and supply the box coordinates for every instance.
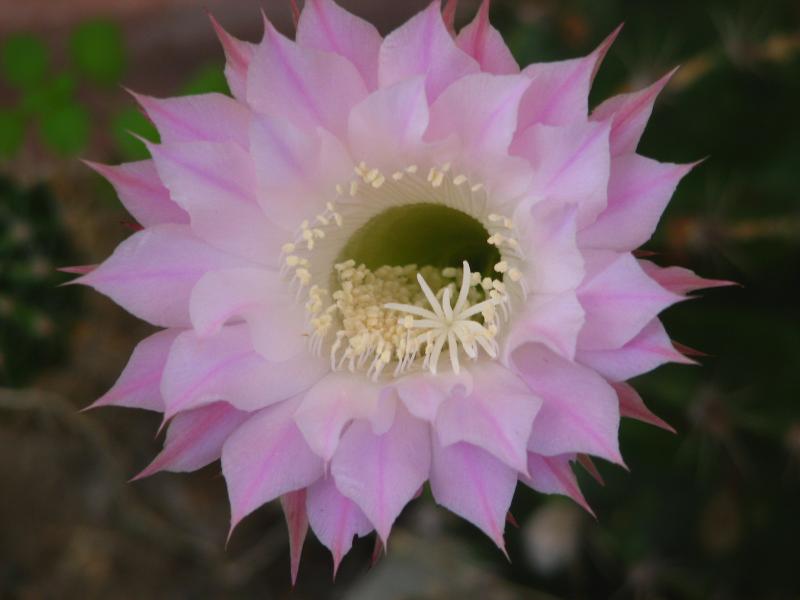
[613,381,675,433]
[294,373,396,462]
[515,201,584,295]
[90,328,180,411]
[210,15,255,101]
[247,18,368,138]
[132,92,250,146]
[578,155,696,251]
[75,224,243,327]
[577,251,681,351]
[512,120,611,228]
[503,291,585,361]
[161,324,326,418]
[456,0,519,75]
[189,267,307,362]
[331,405,431,542]
[394,369,473,422]
[577,318,695,382]
[521,453,593,515]
[427,73,531,158]
[517,26,620,128]
[348,77,429,170]
[513,344,623,464]
[639,260,735,295]
[378,1,479,101]
[281,490,309,585]
[590,68,676,156]
[85,160,188,228]
[149,141,286,267]
[249,114,353,229]
[434,362,539,473]
[222,397,325,530]
[134,401,249,479]
[306,475,372,574]
[297,0,382,89]
[430,439,516,551]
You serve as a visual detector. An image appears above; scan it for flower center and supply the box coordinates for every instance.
[280,163,526,380]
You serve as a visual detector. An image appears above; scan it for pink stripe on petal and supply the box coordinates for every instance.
[456,0,519,75]
[522,453,594,516]
[306,475,372,576]
[209,14,255,101]
[222,399,324,533]
[430,440,515,552]
[281,489,309,586]
[613,381,675,433]
[89,328,180,412]
[84,160,188,227]
[297,0,382,89]
[133,401,249,480]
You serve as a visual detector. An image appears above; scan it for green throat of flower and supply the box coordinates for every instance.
[281,163,526,380]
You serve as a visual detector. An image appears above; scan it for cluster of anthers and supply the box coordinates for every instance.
[279,162,528,380]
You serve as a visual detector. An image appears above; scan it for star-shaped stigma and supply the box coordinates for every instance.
[385,261,505,375]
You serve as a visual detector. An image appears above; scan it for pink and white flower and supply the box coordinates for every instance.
[78,0,729,579]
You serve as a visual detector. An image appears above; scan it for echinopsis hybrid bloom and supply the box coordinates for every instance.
[76,0,729,579]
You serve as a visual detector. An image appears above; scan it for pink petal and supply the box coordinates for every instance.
[639,260,736,295]
[517,25,620,128]
[512,120,611,228]
[89,328,180,411]
[577,318,695,382]
[75,225,243,327]
[306,475,373,575]
[149,141,287,267]
[513,344,623,464]
[613,381,675,433]
[435,362,539,472]
[515,201,584,294]
[249,114,352,229]
[131,92,250,146]
[521,453,593,515]
[134,401,249,479]
[281,489,309,586]
[591,68,677,156]
[294,373,396,462]
[456,0,519,75]
[209,14,256,102]
[578,155,697,251]
[378,1,479,102]
[247,17,368,138]
[430,439,516,551]
[189,267,307,362]
[222,398,324,531]
[504,291,585,361]
[577,251,682,350]
[84,160,188,228]
[297,0,383,89]
[427,72,531,158]
[161,324,326,417]
[331,405,431,542]
[348,77,430,170]
[394,369,473,422]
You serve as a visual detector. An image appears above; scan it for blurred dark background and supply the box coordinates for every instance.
[1,0,799,598]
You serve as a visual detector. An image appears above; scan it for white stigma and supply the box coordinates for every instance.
[384,261,505,376]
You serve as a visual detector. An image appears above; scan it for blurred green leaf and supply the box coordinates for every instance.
[0,110,25,158]
[181,64,229,95]
[20,73,77,116]
[111,107,159,160]
[70,20,125,85]
[1,34,48,89]
[39,103,90,156]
